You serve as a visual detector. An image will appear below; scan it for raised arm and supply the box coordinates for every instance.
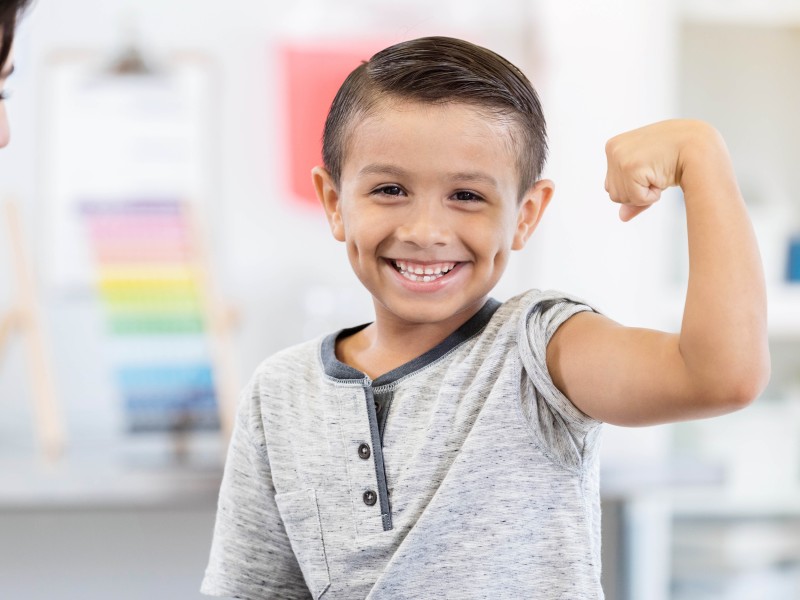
[547,120,770,426]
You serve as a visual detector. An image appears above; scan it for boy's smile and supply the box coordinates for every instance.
[389,259,458,283]
[314,98,552,340]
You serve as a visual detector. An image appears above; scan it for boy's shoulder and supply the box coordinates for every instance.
[485,288,599,367]
[494,288,597,330]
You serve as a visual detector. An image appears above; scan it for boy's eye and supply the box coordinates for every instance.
[374,185,405,196]
[453,191,484,202]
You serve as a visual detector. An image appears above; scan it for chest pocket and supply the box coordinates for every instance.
[274,488,331,599]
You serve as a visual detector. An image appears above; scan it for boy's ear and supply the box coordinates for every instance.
[512,179,554,250]
[312,166,345,242]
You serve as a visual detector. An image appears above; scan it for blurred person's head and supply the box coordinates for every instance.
[320,36,548,201]
[1,0,33,148]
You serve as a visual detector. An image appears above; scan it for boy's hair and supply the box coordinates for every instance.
[0,0,33,68]
[322,36,548,199]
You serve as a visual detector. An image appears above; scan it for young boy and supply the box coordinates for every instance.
[201,36,769,599]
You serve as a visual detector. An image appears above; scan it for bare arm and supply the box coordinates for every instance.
[547,120,770,427]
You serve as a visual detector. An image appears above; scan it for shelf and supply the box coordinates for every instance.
[768,285,800,339]
[668,488,800,519]
[656,285,800,339]
[600,461,725,501]
[0,453,223,511]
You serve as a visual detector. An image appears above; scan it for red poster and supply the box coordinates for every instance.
[280,42,385,207]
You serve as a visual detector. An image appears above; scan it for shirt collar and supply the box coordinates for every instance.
[320,298,502,385]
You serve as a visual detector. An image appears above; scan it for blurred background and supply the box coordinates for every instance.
[1,0,799,598]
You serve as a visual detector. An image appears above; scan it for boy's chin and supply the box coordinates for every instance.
[374,296,486,328]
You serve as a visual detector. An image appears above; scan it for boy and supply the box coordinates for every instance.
[201,36,769,599]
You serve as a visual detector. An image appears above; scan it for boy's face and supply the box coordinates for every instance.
[314,99,553,329]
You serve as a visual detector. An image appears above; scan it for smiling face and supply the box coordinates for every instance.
[314,98,553,331]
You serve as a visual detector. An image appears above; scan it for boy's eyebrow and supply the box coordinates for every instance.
[448,171,499,188]
[358,163,499,188]
[357,163,409,179]
[0,64,15,79]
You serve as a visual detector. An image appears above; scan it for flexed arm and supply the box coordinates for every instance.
[546,120,770,426]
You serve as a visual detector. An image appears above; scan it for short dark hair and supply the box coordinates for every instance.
[0,0,33,69]
[322,36,548,199]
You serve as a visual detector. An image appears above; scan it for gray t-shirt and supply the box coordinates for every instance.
[201,289,604,599]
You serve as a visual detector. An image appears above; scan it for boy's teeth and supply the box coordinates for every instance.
[392,260,457,282]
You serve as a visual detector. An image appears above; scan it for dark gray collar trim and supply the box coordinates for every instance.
[320,298,502,384]
[320,323,370,381]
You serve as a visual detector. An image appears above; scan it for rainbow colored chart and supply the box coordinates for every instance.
[81,200,220,433]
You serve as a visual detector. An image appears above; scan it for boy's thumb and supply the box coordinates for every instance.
[619,204,648,222]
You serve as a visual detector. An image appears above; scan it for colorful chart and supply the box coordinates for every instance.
[81,200,220,433]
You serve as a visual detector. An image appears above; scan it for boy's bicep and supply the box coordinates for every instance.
[201,390,311,600]
[546,311,700,427]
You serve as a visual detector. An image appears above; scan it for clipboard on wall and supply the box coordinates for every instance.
[41,46,216,291]
[39,44,238,444]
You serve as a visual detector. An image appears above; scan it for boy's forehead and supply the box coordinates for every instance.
[338,99,522,196]
[343,98,518,168]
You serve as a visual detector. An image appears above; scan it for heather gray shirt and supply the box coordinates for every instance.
[201,289,604,599]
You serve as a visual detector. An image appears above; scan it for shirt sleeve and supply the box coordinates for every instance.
[516,291,603,472]
[201,372,312,600]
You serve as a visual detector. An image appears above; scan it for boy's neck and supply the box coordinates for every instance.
[336,299,488,380]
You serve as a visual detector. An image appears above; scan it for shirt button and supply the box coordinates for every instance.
[363,490,377,506]
[358,443,371,459]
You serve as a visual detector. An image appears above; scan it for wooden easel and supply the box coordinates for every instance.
[0,199,65,461]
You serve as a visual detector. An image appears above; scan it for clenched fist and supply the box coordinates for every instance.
[604,119,725,221]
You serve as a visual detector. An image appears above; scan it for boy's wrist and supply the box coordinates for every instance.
[674,120,733,192]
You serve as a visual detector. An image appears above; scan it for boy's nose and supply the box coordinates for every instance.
[395,201,452,248]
